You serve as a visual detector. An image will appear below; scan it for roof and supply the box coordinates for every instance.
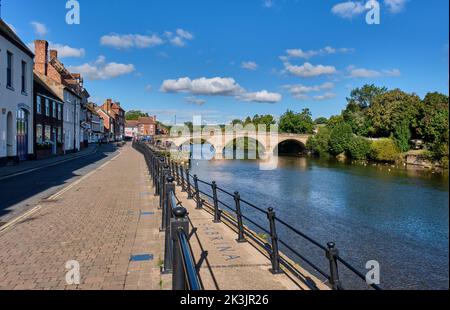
[138,117,156,125]
[0,19,34,58]
[125,120,138,127]
[33,72,63,102]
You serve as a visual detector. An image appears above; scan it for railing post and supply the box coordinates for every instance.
[234,192,247,243]
[326,242,341,290]
[176,163,181,186]
[171,207,190,290]
[159,165,170,210]
[161,176,175,232]
[267,208,282,274]
[193,175,202,209]
[162,177,176,274]
[186,169,193,199]
[180,165,186,192]
[212,181,220,223]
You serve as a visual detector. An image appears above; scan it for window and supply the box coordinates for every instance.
[44,125,51,142]
[7,51,13,88]
[57,127,62,143]
[21,61,27,93]
[36,124,43,144]
[52,101,56,118]
[58,104,62,120]
[45,99,50,116]
[37,96,42,114]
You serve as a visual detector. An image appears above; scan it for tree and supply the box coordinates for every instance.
[314,117,328,125]
[419,92,449,160]
[369,138,400,162]
[329,122,353,156]
[252,114,276,127]
[307,127,331,157]
[279,109,314,134]
[394,119,412,152]
[367,89,422,139]
[125,110,149,120]
[347,136,371,160]
[346,84,387,110]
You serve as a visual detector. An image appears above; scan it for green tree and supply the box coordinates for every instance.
[419,92,449,160]
[369,138,400,162]
[347,136,371,160]
[307,127,331,157]
[279,109,314,134]
[367,89,422,138]
[125,110,149,120]
[252,114,276,127]
[394,119,412,152]
[329,122,353,156]
[314,117,328,125]
[346,84,387,109]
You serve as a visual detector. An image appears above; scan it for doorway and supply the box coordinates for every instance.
[16,109,29,161]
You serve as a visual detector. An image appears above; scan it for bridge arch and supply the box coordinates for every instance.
[273,139,307,156]
[222,136,266,160]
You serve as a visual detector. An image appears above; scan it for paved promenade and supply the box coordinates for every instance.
[0,145,164,290]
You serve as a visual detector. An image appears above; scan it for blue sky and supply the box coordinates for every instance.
[2,0,449,124]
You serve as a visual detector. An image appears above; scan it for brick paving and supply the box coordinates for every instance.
[0,145,164,290]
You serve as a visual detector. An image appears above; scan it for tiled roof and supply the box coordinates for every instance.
[138,117,156,125]
[125,120,138,127]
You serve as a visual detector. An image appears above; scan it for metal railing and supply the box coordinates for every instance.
[133,141,204,291]
[134,141,381,290]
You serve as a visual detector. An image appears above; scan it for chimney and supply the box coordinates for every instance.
[49,49,58,61]
[34,40,49,76]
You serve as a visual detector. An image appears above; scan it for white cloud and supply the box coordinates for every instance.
[384,0,407,13]
[283,62,337,77]
[68,56,135,80]
[241,61,258,71]
[240,90,282,103]
[161,77,244,96]
[285,46,354,59]
[185,96,207,106]
[313,92,337,101]
[100,33,164,49]
[331,1,366,18]
[283,82,335,100]
[49,43,85,58]
[347,65,401,78]
[165,29,194,47]
[161,77,281,103]
[31,21,48,36]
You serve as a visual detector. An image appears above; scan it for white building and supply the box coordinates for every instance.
[0,19,34,165]
[63,88,81,153]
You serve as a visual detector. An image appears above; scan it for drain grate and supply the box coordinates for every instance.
[130,254,154,262]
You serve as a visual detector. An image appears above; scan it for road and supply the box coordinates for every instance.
[0,144,120,224]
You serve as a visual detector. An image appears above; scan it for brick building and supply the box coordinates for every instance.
[100,99,125,141]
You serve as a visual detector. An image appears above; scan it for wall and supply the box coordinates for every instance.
[0,34,34,163]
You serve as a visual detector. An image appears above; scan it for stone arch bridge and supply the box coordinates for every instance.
[155,133,312,156]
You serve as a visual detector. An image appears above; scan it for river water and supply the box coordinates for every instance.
[186,146,449,290]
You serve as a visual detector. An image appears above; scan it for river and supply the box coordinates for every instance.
[185,145,449,290]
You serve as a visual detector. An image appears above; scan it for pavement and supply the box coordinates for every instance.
[0,144,164,290]
[0,144,98,180]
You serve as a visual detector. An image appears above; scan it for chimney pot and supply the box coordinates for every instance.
[50,50,58,60]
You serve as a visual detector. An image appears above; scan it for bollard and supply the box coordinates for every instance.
[171,207,190,290]
[267,208,282,274]
[194,175,202,209]
[326,242,341,290]
[186,169,193,199]
[233,192,247,243]
[212,181,220,223]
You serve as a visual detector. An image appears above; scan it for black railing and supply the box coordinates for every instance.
[134,141,381,291]
[133,142,204,291]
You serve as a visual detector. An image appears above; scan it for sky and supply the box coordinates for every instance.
[2,0,449,124]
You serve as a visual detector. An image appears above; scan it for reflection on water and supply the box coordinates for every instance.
[188,147,449,290]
